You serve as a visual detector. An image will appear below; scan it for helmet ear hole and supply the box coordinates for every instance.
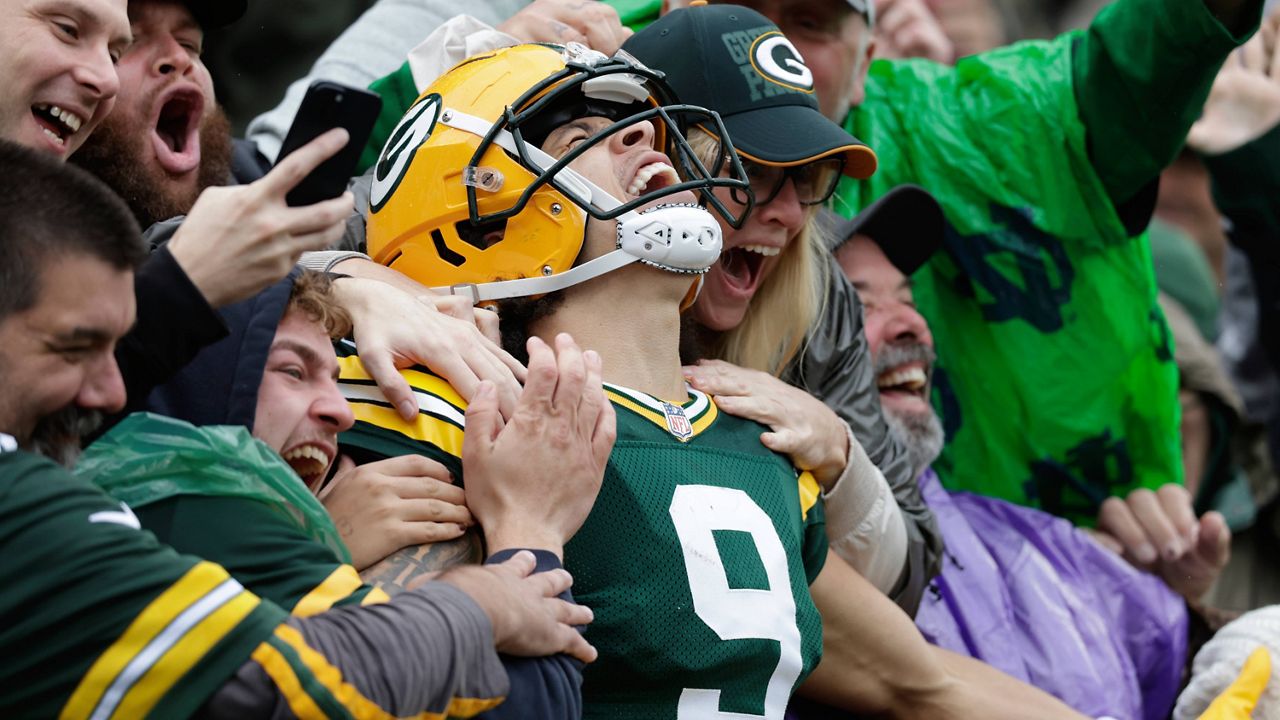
[456,217,509,251]
[431,229,467,267]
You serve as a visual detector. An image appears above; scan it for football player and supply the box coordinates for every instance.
[335,41,1093,719]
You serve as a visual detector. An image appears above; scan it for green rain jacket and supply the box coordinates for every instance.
[607,0,1258,521]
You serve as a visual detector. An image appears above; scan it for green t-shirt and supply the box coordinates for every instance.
[336,353,828,718]
[0,439,285,718]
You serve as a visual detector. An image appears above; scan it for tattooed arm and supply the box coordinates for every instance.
[360,529,485,595]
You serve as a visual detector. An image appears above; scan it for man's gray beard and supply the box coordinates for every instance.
[874,341,945,478]
[29,405,103,468]
[884,408,944,480]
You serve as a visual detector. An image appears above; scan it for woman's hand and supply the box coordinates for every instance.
[683,359,849,490]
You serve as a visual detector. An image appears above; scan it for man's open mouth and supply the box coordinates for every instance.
[31,103,84,148]
[282,443,333,490]
[877,364,928,397]
[151,89,204,174]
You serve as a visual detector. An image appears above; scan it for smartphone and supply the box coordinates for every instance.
[277,80,382,207]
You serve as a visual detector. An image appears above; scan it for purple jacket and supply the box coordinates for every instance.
[915,469,1187,720]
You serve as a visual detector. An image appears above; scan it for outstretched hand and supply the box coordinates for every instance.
[168,128,354,307]
[497,0,632,55]
[320,455,473,571]
[438,550,597,664]
[1187,10,1280,156]
[463,334,615,559]
[874,0,954,64]
[1093,483,1231,601]
[333,273,525,421]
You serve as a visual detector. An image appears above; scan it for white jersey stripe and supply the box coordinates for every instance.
[340,381,467,428]
[89,578,244,720]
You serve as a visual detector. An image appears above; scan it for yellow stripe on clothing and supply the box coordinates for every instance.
[603,388,719,440]
[269,624,506,719]
[61,561,259,720]
[361,587,391,605]
[338,357,467,411]
[350,403,464,460]
[292,565,367,617]
[250,639,330,720]
[112,591,259,718]
[797,471,820,520]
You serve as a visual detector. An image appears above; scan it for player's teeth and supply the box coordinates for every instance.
[42,128,65,146]
[741,244,780,257]
[627,162,676,196]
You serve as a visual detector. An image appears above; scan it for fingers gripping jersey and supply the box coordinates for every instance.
[336,352,828,719]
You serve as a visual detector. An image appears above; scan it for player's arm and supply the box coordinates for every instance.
[800,549,1089,719]
[198,551,592,719]
[1074,0,1261,207]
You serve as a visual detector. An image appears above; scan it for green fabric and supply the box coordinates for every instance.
[332,364,827,717]
[1149,218,1221,341]
[360,61,422,175]
[606,0,660,30]
[829,0,1257,521]
[0,446,285,717]
[567,402,825,719]
[77,412,352,564]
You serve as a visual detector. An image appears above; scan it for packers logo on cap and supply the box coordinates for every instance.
[750,32,813,93]
[371,93,442,211]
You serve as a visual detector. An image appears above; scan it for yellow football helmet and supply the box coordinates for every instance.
[366,42,751,303]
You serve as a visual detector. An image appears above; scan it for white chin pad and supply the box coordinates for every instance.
[617,203,722,274]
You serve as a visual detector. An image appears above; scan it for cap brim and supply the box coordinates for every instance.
[718,104,877,179]
[186,0,247,28]
[829,185,944,274]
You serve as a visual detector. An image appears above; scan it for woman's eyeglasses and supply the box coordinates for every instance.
[734,155,846,207]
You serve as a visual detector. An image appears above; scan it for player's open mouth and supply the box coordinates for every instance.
[626,161,679,198]
[877,363,928,399]
[151,88,204,174]
[31,103,84,149]
[282,443,334,490]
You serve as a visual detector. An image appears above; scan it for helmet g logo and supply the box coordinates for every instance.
[371,93,442,212]
[750,33,813,92]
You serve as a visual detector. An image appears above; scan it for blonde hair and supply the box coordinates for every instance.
[689,129,829,375]
[288,270,354,340]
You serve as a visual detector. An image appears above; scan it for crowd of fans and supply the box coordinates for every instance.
[2,0,1279,716]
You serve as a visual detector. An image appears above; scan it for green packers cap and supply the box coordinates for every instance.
[827,185,945,274]
[182,0,248,29]
[623,3,877,178]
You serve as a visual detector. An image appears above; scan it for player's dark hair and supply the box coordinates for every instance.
[0,140,146,321]
[497,293,567,364]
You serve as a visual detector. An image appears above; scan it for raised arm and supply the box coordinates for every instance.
[1075,0,1262,205]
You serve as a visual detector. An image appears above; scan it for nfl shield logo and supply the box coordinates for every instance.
[662,402,693,441]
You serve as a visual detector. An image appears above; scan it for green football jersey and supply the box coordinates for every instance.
[572,384,827,719]
[335,355,828,718]
[0,437,285,719]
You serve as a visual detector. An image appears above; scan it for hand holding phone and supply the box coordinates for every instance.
[277,80,382,207]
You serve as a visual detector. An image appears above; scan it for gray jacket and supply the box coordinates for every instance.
[783,257,943,614]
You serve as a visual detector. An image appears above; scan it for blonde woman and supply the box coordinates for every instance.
[624,6,942,611]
